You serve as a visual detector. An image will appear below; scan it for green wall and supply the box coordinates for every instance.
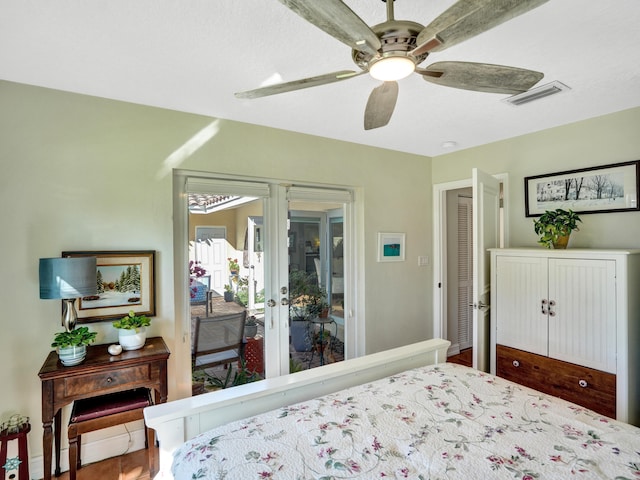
[2,77,638,469]
[432,107,640,248]
[0,80,432,465]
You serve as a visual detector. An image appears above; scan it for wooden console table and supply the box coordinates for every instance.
[38,336,170,479]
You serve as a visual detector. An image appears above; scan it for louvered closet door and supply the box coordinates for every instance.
[457,197,473,350]
[548,258,617,373]
[495,255,548,356]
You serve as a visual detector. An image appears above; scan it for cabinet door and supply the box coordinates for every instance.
[548,258,617,373]
[495,255,548,356]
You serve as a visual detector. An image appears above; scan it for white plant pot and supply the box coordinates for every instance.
[57,345,87,366]
[118,327,147,351]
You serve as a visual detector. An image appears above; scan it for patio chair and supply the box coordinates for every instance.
[192,311,247,370]
[190,275,211,305]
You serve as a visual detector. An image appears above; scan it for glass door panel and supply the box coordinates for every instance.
[288,203,345,371]
[186,180,352,395]
[328,211,344,319]
[188,195,267,392]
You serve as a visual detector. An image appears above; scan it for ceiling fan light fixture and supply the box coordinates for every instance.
[369,56,415,81]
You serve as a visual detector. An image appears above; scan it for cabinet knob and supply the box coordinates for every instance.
[578,379,588,388]
[106,377,113,383]
[512,360,520,368]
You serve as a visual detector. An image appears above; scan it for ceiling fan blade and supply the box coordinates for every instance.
[364,81,399,130]
[411,0,549,56]
[419,61,543,94]
[277,0,381,55]
[235,70,365,99]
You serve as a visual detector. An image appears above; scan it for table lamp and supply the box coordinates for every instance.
[39,257,97,332]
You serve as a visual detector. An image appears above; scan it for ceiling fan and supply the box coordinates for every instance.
[235,0,548,130]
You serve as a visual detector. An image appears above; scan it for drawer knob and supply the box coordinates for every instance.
[512,360,520,368]
[106,377,113,383]
[578,379,588,388]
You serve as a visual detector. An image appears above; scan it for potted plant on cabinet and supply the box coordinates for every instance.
[533,208,582,249]
[51,326,97,366]
[112,310,151,350]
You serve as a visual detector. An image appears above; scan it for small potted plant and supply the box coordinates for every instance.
[51,326,97,366]
[227,257,240,276]
[288,270,328,351]
[223,284,234,302]
[244,315,258,338]
[533,208,582,249]
[112,310,151,350]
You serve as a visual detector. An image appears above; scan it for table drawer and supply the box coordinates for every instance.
[64,364,151,397]
[497,345,616,418]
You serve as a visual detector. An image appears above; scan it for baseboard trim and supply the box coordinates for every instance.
[29,426,147,479]
[447,343,461,357]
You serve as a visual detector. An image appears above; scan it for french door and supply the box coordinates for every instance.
[185,176,352,380]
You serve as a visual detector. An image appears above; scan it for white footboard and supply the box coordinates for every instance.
[144,338,450,477]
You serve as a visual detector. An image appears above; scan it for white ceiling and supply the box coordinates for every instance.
[2,1,639,157]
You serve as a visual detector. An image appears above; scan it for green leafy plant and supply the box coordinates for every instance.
[288,270,328,319]
[289,357,304,373]
[224,283,233,293]
[227,257,240,273]
[193,360,261,390]
[51,326,97,348]
[533,208,582,248]
[112,310,151,330]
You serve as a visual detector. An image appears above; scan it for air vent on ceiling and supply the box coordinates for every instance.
[503,81,571,106]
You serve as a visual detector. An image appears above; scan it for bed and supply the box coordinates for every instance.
[144,339,640,479]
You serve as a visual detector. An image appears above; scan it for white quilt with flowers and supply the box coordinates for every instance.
[172,363,640,479]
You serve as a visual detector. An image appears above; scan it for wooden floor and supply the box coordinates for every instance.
[447,348,473,367]
[49,446,156,480]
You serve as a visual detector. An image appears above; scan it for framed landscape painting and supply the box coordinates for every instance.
[524,160,640,217]
[62,250,156,323]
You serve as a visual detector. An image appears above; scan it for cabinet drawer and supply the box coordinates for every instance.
[64,364,151,397]
[497,345,616,418]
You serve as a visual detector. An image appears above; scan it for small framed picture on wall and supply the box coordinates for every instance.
[377,232,405,262]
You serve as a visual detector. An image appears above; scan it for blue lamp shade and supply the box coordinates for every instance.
[39,257,98,299]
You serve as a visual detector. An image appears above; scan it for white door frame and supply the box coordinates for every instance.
[172,170,361,398]
[432,173,509,353]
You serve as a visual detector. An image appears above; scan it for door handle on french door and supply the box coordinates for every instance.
[266,298,289,306]
[468,301,489,311]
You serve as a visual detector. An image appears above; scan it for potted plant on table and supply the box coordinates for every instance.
[112,310,151,351]
[51,326,97,366]
[533,208,582,249]
[288,270,329,352]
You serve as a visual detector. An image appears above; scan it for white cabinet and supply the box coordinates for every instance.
[489,248,640,426]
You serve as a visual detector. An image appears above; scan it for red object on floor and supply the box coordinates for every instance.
[0,422,30,480]
[243,335,264,375]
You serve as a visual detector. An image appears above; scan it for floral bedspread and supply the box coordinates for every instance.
[172,363,640,479]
